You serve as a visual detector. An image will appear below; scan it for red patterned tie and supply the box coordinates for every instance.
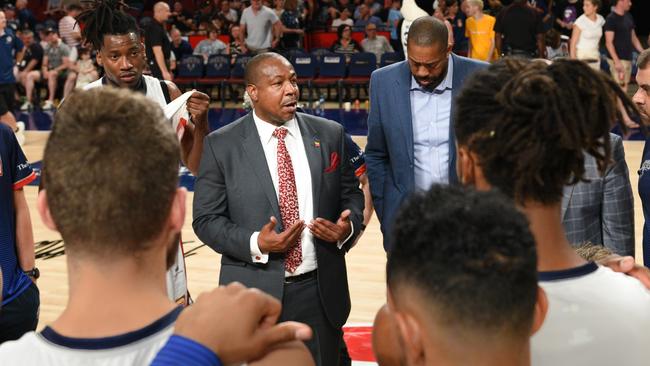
[273,127,302,272]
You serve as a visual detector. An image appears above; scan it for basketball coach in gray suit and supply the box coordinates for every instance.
[193,53,364,366]
[561,133,634,256]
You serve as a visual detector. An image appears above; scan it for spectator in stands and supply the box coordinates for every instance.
[229,25,246,63]
[278,0,305,50]
[331,7,353,30]
[465,0,496,61]
[331,24,361,62]
[0,9,25,143]
[15,0,35,31]
[58,3,82,61]
[446,0,468,56]
[485,0,502,16]
[170,1,194,33]
[553,0,581,37]
[374,185,544,366]
[354,0,381,19]
[239,0,281,54]
[386,0,402,55]
[604,0,644,92]
[569,0,604,70]
[274,0,285,17]
[494,0,545,58]
[17,30,43,112]
[354,4,382,28]
[145,2,173,81]
[72,47,98,89]
[545,28,568,60]
[361,22,393,64]
[193,27,228,63]
[41,28,71,110]
[213,0,238,33]
[170,28,193,64]
[2,4,18,33]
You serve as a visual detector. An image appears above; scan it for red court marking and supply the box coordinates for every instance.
[343,326,376,362]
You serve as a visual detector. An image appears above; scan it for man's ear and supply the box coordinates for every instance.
[393,311,425,366]
[169,188,187,233]
[531,286,548,335]
[456,144,475,186]
[96,51,103,67]
[37,190,57,231]
[247,84,258,102]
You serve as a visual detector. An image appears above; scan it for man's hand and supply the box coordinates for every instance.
[614,60,625,82]
[599,255,650,289]
[258,216,305,253]
[187,91,210,130]
[162,70,174,81]
[308,209,352,243]
[173,282,312,365]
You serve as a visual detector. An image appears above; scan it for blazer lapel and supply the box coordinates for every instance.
[240,114,282,223]
[297,114,322,215]
[395,62,414,165]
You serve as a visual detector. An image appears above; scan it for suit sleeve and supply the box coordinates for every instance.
[364,72,387,223]
[337,126,365,252]
[601,136,635,256]
[192,136,257,263]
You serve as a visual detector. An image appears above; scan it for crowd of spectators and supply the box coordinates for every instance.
[0,0,648,115]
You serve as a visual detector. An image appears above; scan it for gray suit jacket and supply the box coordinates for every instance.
[561,133,634,256]
[192,112,364,328]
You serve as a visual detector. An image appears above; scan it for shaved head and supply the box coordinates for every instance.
[407,16,448,49]
[154,1,169,12]
[245,52,291,86]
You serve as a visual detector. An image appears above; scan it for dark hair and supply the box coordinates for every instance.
[387,185,538,339]
[638,49,650,71]
[455,59,640,205]
[406,16,448,48]
[44,88,179,256]
[78,0,139,50]
[337,23,351,39]
[585,0,601,7]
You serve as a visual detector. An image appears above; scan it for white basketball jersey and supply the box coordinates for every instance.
[83,75,189,305]
[0,307,180,366]
[532,263,650,365]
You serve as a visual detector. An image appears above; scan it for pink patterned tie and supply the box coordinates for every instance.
[273,127,302,272]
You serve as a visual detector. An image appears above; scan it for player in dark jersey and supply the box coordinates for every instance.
[0,123,38,342]
[77,0,210,175]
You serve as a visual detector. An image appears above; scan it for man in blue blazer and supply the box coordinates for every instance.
[365,16,487,251]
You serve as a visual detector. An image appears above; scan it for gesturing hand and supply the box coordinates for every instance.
[308,209,352,243]
[173,282,312,365]
[599,255,650,290]
[258,216,305,253]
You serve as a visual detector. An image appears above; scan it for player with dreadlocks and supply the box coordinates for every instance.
[78,0,209,177]
[72,0,209,306]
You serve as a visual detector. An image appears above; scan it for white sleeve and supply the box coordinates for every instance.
[250,232,269,263]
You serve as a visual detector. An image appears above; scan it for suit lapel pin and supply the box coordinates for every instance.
[313,136,320,148]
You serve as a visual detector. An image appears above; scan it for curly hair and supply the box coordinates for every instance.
[388,185,538,338]
[78,0,139,51]
[454,58,640,205]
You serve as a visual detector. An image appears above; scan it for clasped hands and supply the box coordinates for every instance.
[257,210,353,253]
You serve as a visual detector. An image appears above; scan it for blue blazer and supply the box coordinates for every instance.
[365,54,487,251]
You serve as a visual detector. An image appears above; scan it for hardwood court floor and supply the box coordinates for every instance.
[20,131,646,329]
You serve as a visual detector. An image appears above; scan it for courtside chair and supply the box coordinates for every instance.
[290,52,316,106]
[175,55,204,89]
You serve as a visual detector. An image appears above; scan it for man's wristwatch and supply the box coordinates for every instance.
[24,267,40,279]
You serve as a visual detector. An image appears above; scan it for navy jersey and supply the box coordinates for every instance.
[639,138,650,267]
[344,133,366,178]
[0,124,36,306]
[0,29,24,84]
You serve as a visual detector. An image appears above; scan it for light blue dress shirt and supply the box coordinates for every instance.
[410,57,454,191]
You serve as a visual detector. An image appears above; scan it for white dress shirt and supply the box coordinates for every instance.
[248,111,317,276]
[410,57,454,191]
